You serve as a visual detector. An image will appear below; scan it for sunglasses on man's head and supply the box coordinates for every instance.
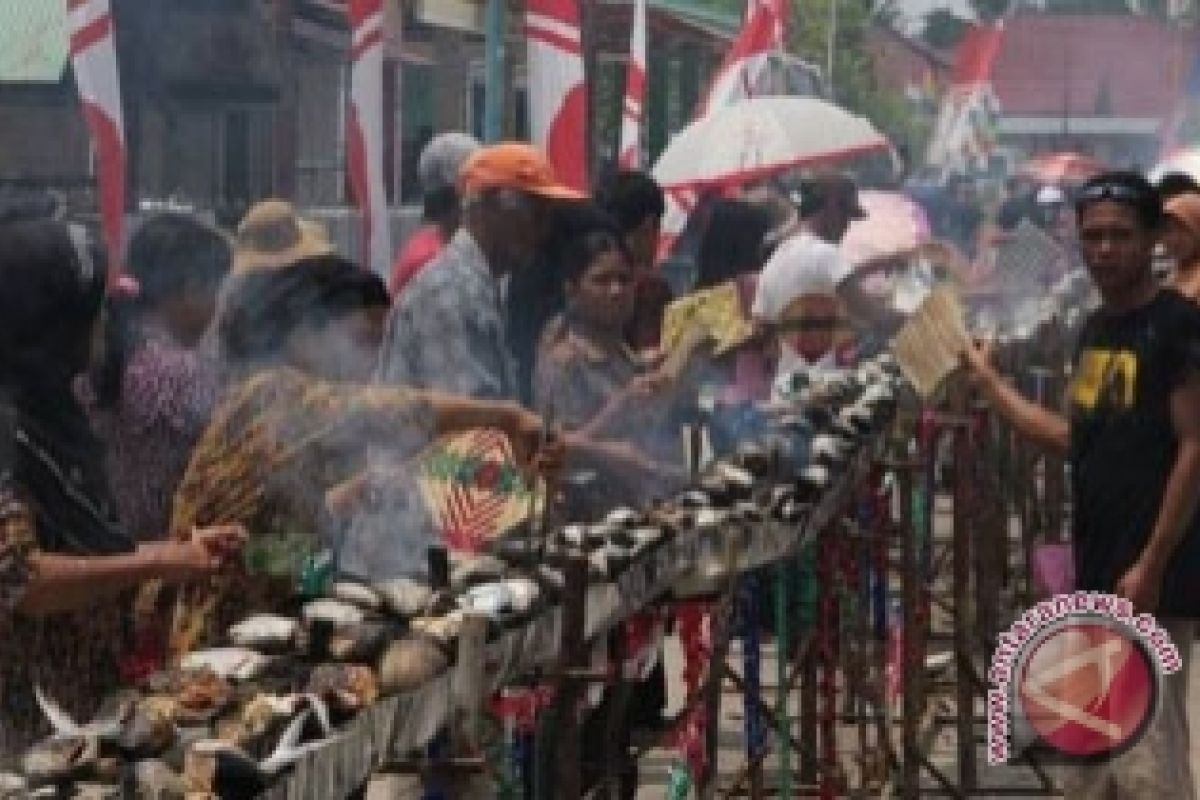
[1076,182,1152,206]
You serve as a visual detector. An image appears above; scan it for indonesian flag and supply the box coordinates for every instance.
[67,0,126,283]
[926,24,1004,175]
[346,0,393,275]
[697,0,785,116]
[617,0,647,170]
[525,0,589,192]
[657,0,787,259]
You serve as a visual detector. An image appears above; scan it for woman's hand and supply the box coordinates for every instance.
[503,406,565,482]
[626,370,673,398]
[1114,557,1164,615]
[960,338,996,381]
[144,524,247,583]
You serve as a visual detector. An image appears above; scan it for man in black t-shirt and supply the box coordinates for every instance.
[964,172,1200,798]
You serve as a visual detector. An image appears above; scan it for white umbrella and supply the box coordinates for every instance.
[651,97,892,191]
[1150,147,1200,183]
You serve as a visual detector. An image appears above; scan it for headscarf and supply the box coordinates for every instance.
[0,218,132,555]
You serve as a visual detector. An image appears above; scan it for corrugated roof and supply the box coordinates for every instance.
[0,0,68,83]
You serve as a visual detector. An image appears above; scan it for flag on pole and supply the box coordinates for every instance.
[744,0,788,46]
[618,0,647,170]
[657,0,788,259]
[346,0,393,275]
[926,24,1004,175]
[67,0,126,283]
[696,0,785,116]
[525,0,589,192]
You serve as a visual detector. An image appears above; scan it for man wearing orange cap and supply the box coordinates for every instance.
[377,142,585,400]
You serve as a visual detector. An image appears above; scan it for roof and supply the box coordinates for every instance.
[0,0,68,83]
[988,13,1193,120]
[594,0,739,43]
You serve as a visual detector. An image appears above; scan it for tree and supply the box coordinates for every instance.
[969,0,1009,21]
[922,8,969,49]
[790,0,931,167]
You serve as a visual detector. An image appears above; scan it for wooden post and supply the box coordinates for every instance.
[951,421,977,792]
[898,458,923,800]
[451,613,489,751]
[271,0,297,198]
[554,556,589,799]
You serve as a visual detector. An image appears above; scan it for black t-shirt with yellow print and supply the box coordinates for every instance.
[1069,288,1200,617]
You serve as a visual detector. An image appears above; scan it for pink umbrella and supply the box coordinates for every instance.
[1019,152,1105,185]
[841,190,931,268]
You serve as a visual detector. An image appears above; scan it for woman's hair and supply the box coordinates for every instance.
[94,214,232,407]
[594,170,666,234]
[218,255,389,369]
[0,218,131,555]
[694,199,774,290]
[1075,171,1163,231]
[553,205,629,285]
[0,219,107,391]
[1157,172,1200,204]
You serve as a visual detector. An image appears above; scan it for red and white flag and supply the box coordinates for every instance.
[618,0,647,170]
[67,0,126,283]
[657,0,787,258]
[346,0,393,275]
[926,24,1004,175]
[697,0,785,116]
[525,0,589,192]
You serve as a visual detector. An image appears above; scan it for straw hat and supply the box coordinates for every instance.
[232,199,334,273]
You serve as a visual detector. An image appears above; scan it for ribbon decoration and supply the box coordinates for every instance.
[671,599,713,780]
[617,0,646,169]
[67,0,127,283]
[346,0,393,275]
[738,576,767,760]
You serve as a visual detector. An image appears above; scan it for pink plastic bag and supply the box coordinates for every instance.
[1032,542,1075,598]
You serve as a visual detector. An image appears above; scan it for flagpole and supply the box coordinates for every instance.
[484,0,505,142]
[826,0,838,99]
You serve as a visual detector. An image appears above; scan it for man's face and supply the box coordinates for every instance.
[1077,201,1155,300]
[624,216,661,273]
[492,191,551,269]
[1161,217,1200,267]
[814,192,856,244]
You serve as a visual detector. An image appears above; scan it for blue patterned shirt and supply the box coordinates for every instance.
[376,229,518,400]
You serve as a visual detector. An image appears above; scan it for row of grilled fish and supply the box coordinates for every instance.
[10,354,906,798]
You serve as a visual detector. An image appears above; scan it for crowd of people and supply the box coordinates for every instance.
[5,128,1200,797]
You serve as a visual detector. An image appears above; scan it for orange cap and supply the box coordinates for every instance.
[459,142,587,202]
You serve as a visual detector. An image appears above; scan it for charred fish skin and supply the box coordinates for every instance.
[300,599,366,628]
[129,759,188,800]
[373,577,434,619]
[324,621,398,663]
[227,614,299,652]
[179,648,272,684]
[21,735,100,787]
